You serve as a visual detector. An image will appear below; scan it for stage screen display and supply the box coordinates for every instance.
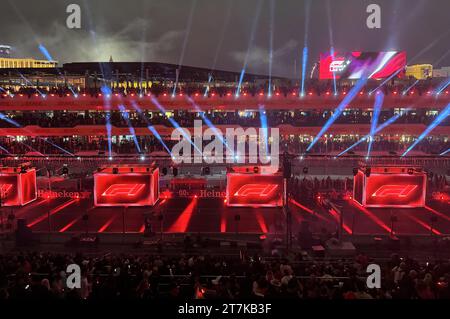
[364,173,426,208]
[353,169,426,208]
[0,174,20,206]
[319,51,406,80]
[226,173,284,207]
[0,169,37,206]
[94,170,159,206]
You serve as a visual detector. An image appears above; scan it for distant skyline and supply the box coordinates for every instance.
[1,0,450,77]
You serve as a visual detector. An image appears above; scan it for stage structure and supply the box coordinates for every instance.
[0,165,37,206]
[94,165,159,207]
[226,166,284,207]
[353,166,426,208]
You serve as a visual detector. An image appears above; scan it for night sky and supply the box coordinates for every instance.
[2,0,449,77]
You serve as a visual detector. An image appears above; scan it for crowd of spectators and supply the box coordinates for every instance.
[1,251,449,300]
[1,78,447,99]
[1,109,448,129]
[0,134,448,156]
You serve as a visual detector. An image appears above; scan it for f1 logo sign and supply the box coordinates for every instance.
[0,184,13,196]
[234,184,278,197]
[101,184,145,197]
[371,185,417,197]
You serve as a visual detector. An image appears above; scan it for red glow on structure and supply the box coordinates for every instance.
[98,215,117,233]
[425,206,450,222]
[255,211,268,233]
[168,197,197,232]
[289,199,330,222]
[349,199,392,233]
[406,214,442,235]
[220,211,227,233]
[27,199,77,227]
[59,216,81,232]
[139,224,145,233]
[328,208,352,234]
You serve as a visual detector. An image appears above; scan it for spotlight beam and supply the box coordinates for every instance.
[205,0,233,96]
[337,111,405,157]
[259,104,269,153]
[186,97,232,153]
[172,0,198,96]
[402,103,450,157]
[150,96,201,153]
[118,105,142,153]
[0,112,74,156]
[130,102,173,155]
[268,0,275,97]
[0,144,12,155]
[367,92,384,158]
[403,79,419,95]
[307,76,368,151]
[100,86,114,159]
[435,77,450,95]
[300,46,308,96]
[440,148,450,156]
[235,0,263,97]
[368,68,403,94]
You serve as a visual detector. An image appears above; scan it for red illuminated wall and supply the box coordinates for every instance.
[0,169,37,206]
[226,173,284,207]
[94,169,159,207]
[353,170,426,208]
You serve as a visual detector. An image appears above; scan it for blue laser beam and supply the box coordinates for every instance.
[42,138,74,156]
[300,46,308,97]
[0,112,21,127]
[118,105,142,153]
[130,102,173,155]
[307,76,369,151]
[186,96,232,152]
[38,44,54,61]
[337,111,406,157]
[435,77,450,95]
[259,104,269,153]
[235,69,246,97]
[101,86,113,159]
[0,144,12,155]
[367,92,384,158]
[440,148,450,156]
[402,103,450,157]
[369,68,403,94]
[403,79,419,95]
[151,96,201,153]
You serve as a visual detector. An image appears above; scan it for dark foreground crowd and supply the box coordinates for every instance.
[1,251,449,300]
